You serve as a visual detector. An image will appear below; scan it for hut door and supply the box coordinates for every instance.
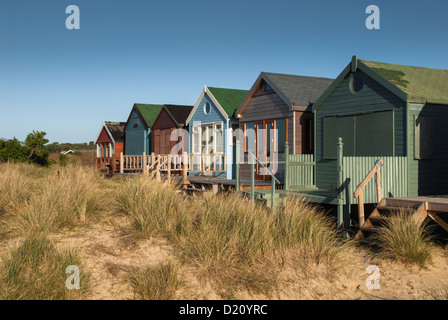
[255,120,275,180]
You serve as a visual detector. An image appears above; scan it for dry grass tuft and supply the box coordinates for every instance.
[374,210,433,267]
[126,262,182,300]
[16,164,103,233]
[115,177,346,297]
[0,232,90,299]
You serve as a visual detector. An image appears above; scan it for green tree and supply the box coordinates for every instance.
[24,131,49,165]
[0,138,28,162]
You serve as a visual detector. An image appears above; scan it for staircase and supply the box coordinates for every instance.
[354,198,428,244]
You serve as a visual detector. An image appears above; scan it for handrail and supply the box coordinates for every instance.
[353,158,383,227]
[248,151,280,184]
[248,150,279,213]
[353,158,383,197]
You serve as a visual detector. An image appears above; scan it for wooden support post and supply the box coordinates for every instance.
[250,156,255,204]
[183,152,188,183]
[156,162,161,181]
[271,175,275,213]
[120,152,124,174]
[428,212,448,232]
[167,155,171,183]
[376,164,382,204]
[358,190,365,227]
[284,142,289,192]
[235,140,240,192]
[337,137,344,229]
[142,152,147,175]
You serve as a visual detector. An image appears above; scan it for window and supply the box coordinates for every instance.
[414,115,434,159]
[204,102,211,114]
[258,81,273,93]
[192,126,200,154]
[244,122,255,152]
[323,111,394,159]
[192,122,224,154]
[133,115,139,128]
[215,123,223,153]
[350,74,364,94]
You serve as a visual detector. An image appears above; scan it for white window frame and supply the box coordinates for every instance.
[192,121,224,155]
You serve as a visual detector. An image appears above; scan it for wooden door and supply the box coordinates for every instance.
[255,120,275,180]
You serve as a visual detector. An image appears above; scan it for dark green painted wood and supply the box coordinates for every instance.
[407,103,448,196]
[315,69,406,190]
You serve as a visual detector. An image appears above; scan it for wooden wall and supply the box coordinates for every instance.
[407,103,448,196]
[315,69,406,191]
[125,109,149,155]
[239,92,290,122]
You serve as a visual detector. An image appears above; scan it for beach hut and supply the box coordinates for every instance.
[124,103,163,155]
[185,86,248,179]
[235,72,333,181]
[312,56,448,200]
[151,104,193,155]
[95,121,126,171]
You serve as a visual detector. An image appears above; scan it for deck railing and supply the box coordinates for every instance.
[248,150,281,213]
[346,156,408,227]
[116,152,226,176]
[96,157,119,173]
[352,159,384,227]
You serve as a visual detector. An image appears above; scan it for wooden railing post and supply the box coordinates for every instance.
[183,152,188,182]
[250,153,255,204]
[156,161,161,181]
[358,190,365,227]
[142,152,147,175]
[353,158,384,228]
[271,174,276,213]
[120,152,124,174]
[376,162,382,204]
[284,141,289,192]
[167,155,171,183]
[235,140,240,192]
[337,137,344,228]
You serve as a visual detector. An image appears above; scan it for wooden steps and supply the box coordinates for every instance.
[354,198,429,244]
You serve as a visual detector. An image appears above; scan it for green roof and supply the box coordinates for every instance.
[208,87,249,118]
[134,104,164,127]
[360,60,448,105]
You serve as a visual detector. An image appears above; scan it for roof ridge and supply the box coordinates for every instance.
[360,59,448,72]
[263,71,334,81]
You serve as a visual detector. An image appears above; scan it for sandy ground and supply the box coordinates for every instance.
[1,213,447,300]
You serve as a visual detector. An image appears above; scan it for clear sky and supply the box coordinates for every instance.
[0,0,447,143]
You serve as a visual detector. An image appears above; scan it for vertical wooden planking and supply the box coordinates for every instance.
[343,156,407,204]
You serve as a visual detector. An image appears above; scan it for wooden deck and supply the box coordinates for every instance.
[385,195,448,213]
[188,178,276,191]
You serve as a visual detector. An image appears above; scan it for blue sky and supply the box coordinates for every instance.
[0,0,447,143]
